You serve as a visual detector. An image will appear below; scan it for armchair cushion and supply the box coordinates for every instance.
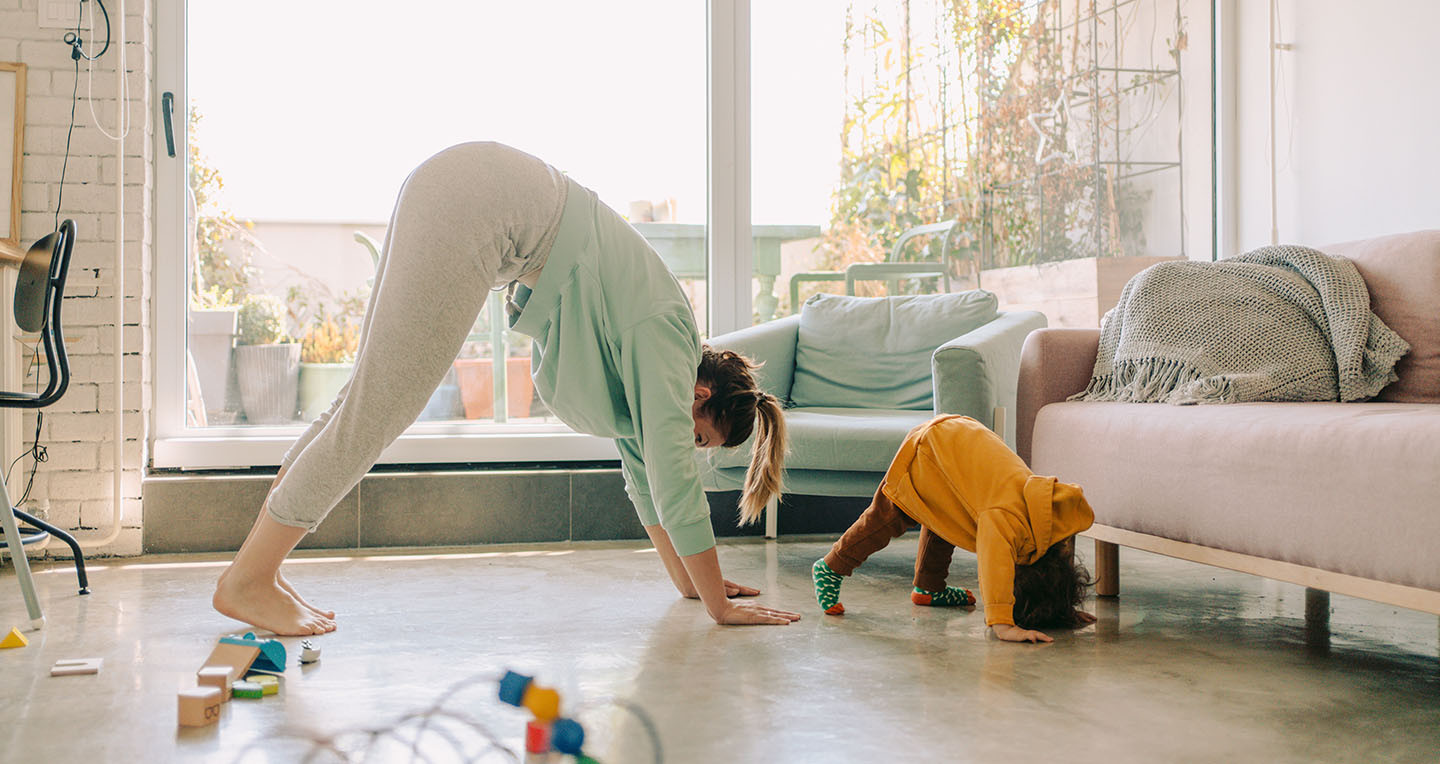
[703,406,933,473]
[790,291,999,410]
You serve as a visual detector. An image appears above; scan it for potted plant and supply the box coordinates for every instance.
[234,294,300,424]
[297,314,359,422]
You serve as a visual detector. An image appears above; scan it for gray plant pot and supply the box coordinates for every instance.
[235,343,301,424]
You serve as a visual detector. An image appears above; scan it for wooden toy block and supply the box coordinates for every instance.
[202,642,260,683]
[197,666,233,701]
[1,627,28,648]
[299,639,321,664]
[50,658,102,676]
[178,686,223,727]
[231,680,264,699]
[246,674,280,695]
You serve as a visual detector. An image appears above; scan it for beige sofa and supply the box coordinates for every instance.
[1016,230,1440,616]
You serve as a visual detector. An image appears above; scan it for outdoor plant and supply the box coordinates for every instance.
[237,294,287,346]
[189,108,259,308]
[301,315,360,364]
[815,0,1184,288]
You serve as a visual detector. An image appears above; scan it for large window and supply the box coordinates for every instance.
[155,1,711,467]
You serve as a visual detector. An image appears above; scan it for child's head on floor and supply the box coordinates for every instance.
[1013,536,1094,629]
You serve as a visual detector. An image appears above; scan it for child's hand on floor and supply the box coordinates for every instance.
[992,623,1053,643]
[1074,610,1097,625]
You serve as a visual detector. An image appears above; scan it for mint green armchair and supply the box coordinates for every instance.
[700,292,1046,537]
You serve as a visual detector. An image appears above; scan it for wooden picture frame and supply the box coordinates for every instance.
[0,62,26,263]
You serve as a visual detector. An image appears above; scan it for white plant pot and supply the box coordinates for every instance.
[188,307,239,415]
[297,362,354,422]
[235,343,301,424]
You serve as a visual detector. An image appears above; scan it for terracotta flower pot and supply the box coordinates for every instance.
[453,357,534,420]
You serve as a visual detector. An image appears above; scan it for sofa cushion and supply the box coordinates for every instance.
[790,291,999,410]
[1031,401,1440,592]
[703,406,933,473]
[1323,230,1440,403]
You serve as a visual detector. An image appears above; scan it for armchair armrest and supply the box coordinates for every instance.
[932,310,1047,449]
[1016,328,1100,466]
[705,315,800,400]
[789,272,846,316]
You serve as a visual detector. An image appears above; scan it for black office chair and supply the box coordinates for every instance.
[0,220,89,630]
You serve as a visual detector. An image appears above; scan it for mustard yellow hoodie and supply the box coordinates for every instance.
[881,415,1095,626]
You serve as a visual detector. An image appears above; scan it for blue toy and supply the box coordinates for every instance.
[220,631,287,674]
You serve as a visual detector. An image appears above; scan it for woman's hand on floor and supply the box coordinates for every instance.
[992,623,1053,643]
[1074,610,1098,625]
[715,601,802,625]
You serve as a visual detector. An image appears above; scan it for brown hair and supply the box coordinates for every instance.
[696,347,788,526]
[1012,537,1094,629]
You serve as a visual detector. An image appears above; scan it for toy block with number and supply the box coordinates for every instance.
[178,687,223,727]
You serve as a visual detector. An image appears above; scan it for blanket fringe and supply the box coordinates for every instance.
[1068,359,1236,405]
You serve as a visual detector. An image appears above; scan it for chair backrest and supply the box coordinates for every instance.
[1,219,75,408]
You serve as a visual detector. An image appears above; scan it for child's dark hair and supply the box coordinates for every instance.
[696,346,787,526]
[1012,538,1093,629]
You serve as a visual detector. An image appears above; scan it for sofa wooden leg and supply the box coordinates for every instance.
[1095,539,1119,597]
[764,495,779,540]
[1305,588,1331,628]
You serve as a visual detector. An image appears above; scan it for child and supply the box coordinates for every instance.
[812,414,1097,643]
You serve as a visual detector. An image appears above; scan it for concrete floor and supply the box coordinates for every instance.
[1,537,1438,763]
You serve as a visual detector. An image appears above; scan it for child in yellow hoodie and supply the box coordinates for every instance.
[813,414,1097,643]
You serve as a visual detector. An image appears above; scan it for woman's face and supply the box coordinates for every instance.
[692,385,725,449]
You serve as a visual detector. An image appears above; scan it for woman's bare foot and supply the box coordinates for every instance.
[213,574,336,636]
[276,572,336,619]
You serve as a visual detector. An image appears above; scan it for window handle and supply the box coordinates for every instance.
[162,91,176,158]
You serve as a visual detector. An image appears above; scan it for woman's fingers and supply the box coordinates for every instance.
[723,580,761,598]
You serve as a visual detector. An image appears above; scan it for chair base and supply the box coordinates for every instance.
[14,508,90,595]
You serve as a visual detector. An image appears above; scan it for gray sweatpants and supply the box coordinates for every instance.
[267,142,568,530]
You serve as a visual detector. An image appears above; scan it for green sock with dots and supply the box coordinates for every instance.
[910,586,975,607]
[812,558,846,615]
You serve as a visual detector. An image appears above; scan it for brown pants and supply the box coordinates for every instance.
[823,483,955,592]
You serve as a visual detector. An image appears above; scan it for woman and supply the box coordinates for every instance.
[213,142,799,635]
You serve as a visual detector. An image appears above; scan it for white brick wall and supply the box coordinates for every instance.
[5,0,152,557]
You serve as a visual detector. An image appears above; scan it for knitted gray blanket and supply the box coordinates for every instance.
[1071,245,1411,404]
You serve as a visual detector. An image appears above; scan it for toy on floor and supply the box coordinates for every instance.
[197,666,233,701]
[226,669,661,762]
[1,626,28,648]
[498,670,612,762]
[50,658,102,676]
[178,632,290,726]
[299,638,321,664]
[178,687,223,727]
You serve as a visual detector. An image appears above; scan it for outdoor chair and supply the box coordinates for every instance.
[787,220,978,313]
[699,290,1045,537]
[0,220,90,630]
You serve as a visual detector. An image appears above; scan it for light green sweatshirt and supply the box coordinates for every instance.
[510,178,716,556]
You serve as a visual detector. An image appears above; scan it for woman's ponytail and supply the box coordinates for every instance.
[696,348,789,526]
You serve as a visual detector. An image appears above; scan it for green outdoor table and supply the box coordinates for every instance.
[631,223,821,322]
